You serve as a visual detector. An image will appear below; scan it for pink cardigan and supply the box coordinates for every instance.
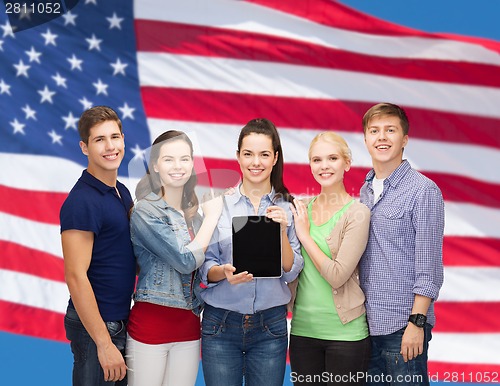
[288,199,370,324]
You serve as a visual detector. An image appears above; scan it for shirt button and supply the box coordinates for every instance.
[333,290,338,295]
[326,236,331,241]
[336,305,341,309]
[342,317,347,322]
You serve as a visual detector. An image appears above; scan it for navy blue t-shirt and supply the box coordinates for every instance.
[60,170,136,322]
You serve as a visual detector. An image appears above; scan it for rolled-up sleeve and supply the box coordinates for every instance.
[412,186,445,300]
[186,240,206,269]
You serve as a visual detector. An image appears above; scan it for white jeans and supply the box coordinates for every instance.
[126,335,200,386]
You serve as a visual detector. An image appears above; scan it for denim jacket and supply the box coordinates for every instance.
[130,192,205,315]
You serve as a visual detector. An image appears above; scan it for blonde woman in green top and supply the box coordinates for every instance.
[289,132,371,386]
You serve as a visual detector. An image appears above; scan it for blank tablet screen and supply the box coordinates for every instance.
[232,215,282,278]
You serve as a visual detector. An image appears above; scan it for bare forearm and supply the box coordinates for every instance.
[66,274,111,348]
[281,230,294,272]
[189,216,219,253]
[411,294,432,316]
[207,264,227,283]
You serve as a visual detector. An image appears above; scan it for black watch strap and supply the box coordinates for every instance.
[408,313,427,328]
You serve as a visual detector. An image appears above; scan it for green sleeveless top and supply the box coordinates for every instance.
[290,198,368,341]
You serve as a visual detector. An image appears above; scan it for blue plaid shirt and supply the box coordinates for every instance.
[360,160,444,335]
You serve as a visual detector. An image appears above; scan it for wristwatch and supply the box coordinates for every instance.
[408,313,427,328]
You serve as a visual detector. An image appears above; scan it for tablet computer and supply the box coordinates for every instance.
[232,215,282,278]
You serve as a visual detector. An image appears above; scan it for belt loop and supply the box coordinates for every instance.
[222,309,231,329]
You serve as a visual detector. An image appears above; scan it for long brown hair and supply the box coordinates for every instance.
[135,130,199,226]
[237,118,294,203]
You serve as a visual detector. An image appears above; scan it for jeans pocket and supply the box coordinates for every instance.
[201,316,223,338]
[107,320,126,352]
[263,313,287,338]
[106,320,125,337]
[384,350,424,385]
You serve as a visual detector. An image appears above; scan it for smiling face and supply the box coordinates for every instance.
[364,114,408,175]
[237,133,277,188]
[80,120,125,180]
[309,139,351,189]
[153,139,193,190]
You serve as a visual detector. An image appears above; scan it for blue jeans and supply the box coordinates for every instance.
[201,304,288,386]
[64,306,128,386]
[366,324,432,386]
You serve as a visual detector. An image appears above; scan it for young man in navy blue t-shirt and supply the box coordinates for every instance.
[60,106,136,386]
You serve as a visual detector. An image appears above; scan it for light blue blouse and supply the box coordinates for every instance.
[199,185,304,314]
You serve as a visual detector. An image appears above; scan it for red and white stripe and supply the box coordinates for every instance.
[1,0,499,377]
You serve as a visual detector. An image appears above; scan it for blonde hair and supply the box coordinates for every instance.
[308,131,352,163]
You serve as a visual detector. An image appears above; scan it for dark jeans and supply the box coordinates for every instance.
[64,306,127,386]
[201,304,288,386]
[366,324,432,386]
[289,334,371,386]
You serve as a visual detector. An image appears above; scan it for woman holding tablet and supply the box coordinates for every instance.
[126,130,223,386]
[289,132,371,385]
[200,118,304,386]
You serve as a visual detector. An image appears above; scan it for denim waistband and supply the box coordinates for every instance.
[66,304,127,324]
[203,304,286,324]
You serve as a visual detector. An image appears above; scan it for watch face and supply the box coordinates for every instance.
[416,314,426,327]
[409,314,426,327]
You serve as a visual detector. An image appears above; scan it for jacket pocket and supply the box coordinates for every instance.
[153,260,166,286]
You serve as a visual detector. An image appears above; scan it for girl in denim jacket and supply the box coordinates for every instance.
[126,130,223,386]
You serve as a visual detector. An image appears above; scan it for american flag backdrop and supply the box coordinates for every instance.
[0,0,499,382]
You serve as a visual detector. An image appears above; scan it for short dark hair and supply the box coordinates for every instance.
[362,103,409,136]
[78,106,122,144]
